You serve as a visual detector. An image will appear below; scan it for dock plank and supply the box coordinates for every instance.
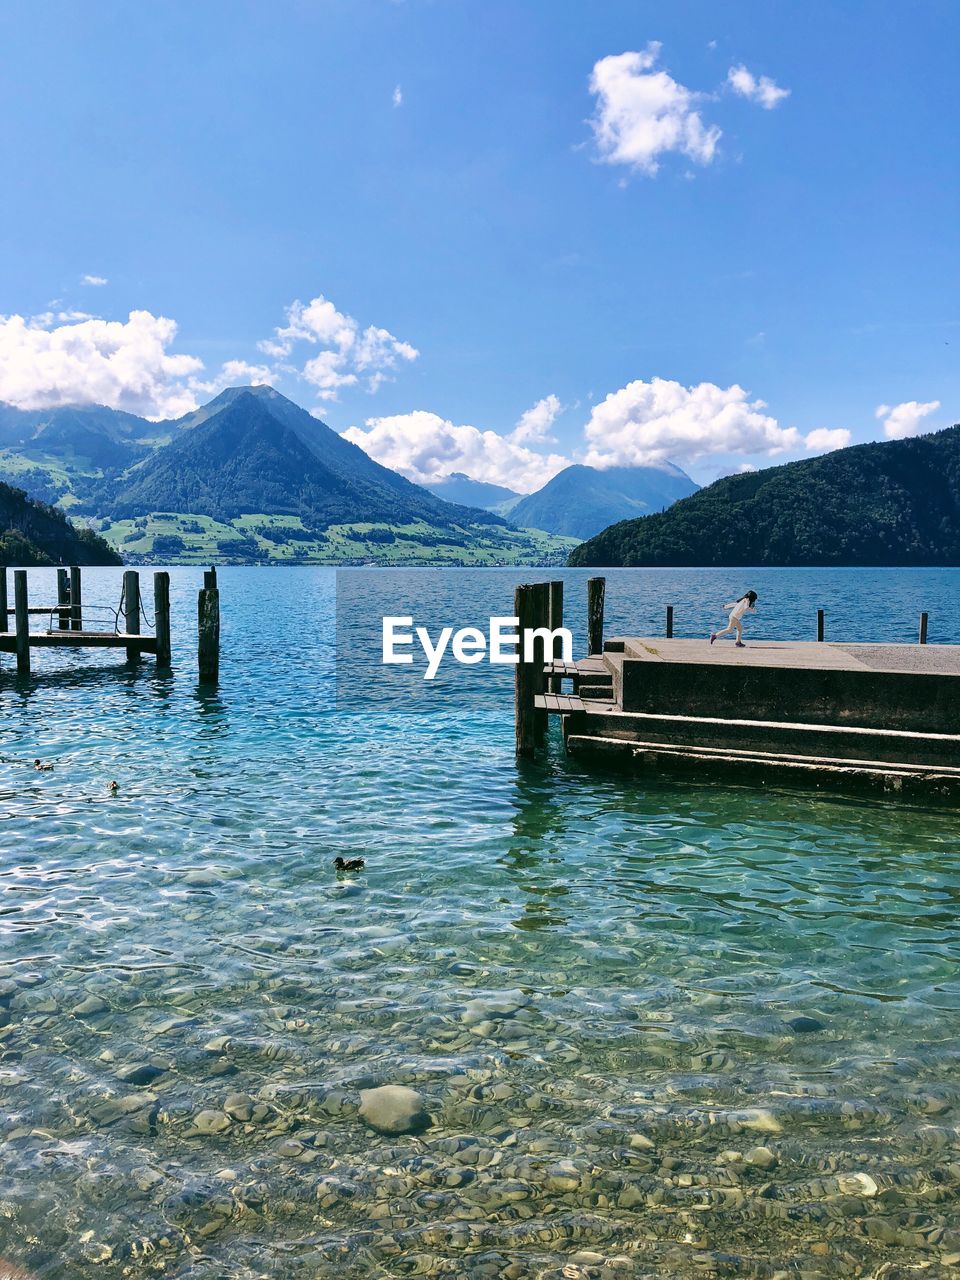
[536,693,589,714]
[0,631,157,652]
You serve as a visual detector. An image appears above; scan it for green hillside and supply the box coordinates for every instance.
[569,424,960,567]
[0,480,122,566]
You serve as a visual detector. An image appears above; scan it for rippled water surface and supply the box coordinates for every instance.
[2,567,960,1279]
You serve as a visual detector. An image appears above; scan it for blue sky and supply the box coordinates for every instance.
[0,0,957,489]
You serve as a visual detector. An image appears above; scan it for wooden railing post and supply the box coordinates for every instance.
[587,576,605,655]
[154,572,171,666]
[817,608,824,643]
[14,570,30,675]
[919,612,929,645]
[123,569,141,663]
[70,566,82,631]
[57,568,70,629]
[514,584,537,757]
[666,604,674,638]
[198,575,220,683]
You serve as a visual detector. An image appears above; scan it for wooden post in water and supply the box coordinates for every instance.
[666,604,674,639]
[70,566,82,631]
[123,570,141,663]
[56,569,70,630]
[0,568,7,635]
[514,583,537,757]
[14,570,29,675]
[533,581,550,745]
[154,572,171,667]
[919,612,929,645]
[548,580,563,692]
[817,608,824,643]
[197,570,220,683]
[549,580,563,632]
[587,576,606,655]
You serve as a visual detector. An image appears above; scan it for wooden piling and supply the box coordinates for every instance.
[549,580,563,631]
[919,612,929,645]
[123,570,141,663]
[14,570,29,675]
[197,576,220,683]
[0,568,7,636]
[548,580,563,692]
[817,608,825,643]
[154,572,171,666]
[666,604,674,639]
[533,581,550,744]
[70,566,82,631]
[204,566,217,590]
[56,569,70,629]
[514,584,537,757]
[587,576,606,655]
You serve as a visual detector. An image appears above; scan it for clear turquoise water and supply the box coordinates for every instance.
[1,566,960,1279]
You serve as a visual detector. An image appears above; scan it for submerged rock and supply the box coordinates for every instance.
[190,1109,232,1136]
[359,1085,431,1135]
[787,1015,826,1033]
[117,1063,166,1087]
[745,1145,778,1170]
[461,990,529,1027]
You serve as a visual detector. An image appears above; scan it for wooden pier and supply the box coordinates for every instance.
[516,577,960,800]
[0,565,221,680]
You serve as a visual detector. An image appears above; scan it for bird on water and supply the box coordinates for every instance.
[334,857,365,872]
[33,760,53,772]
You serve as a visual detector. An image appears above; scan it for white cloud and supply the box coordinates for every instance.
[392,84,403,108]
[0,309,204,419]
[81,274,108,287]
[805,427,851,452]
[589,44,721,176]
[583,377,803,466]
[511,394,562,444]
[726,64,790,109]
[875,399,940,440]
[343,410,571,492]
[259,294,418,401]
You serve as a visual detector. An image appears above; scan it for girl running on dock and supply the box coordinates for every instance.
[710,591,757,647]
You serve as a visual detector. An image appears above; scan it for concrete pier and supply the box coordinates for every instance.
[537,636,960,801]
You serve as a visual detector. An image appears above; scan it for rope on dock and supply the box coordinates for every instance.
[116,579,156,631]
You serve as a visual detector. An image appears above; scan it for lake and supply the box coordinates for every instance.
[1,566,959,1278]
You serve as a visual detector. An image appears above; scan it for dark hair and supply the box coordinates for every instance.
[740,591,758,603]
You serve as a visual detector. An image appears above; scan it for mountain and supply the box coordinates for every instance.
[0,480,121,566]
[424,472,521,510]
[0,402,158,507]
[569,424,960,567]
[104,387,505,528]
[0,386,579,565]
[508,463,699,540]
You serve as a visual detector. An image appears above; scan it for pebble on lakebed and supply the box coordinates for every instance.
[358,1085,431,1135]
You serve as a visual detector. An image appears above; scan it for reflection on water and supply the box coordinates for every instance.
[1,566,959,1277]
